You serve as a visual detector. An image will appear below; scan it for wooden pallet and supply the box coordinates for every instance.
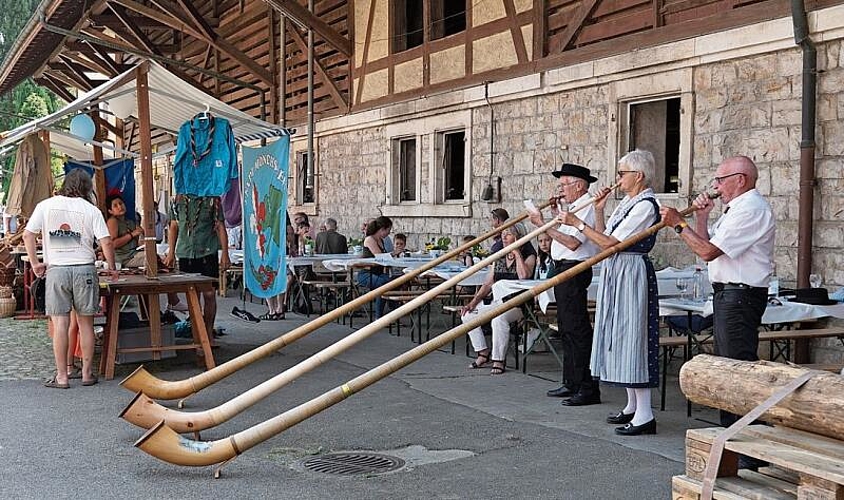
[673,425,844,499]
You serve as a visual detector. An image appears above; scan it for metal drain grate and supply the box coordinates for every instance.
[301,452,406,476]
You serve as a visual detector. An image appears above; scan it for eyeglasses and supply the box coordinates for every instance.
[616,170,637,178]
[559,181,580,188]
[713,172,746,185]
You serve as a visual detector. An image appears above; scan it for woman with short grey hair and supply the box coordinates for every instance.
[558,149,661,435]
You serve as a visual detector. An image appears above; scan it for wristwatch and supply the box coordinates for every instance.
[576,221,586,232]
[674,221,689,234]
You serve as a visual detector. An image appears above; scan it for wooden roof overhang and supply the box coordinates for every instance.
[0,0,353,129]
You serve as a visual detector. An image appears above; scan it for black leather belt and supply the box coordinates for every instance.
[554,259,582,266]
[712,282,764,292]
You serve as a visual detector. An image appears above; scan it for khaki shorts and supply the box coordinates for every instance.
[45,265,100,316]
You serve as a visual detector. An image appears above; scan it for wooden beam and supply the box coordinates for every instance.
[62,50,117,78]
[549,0,600,54]
[134,62,159,279]
[82,24,211,95]
[80,41,122,75]
[503,0,529,64]
[173,0,274,85]
[108,0,205,40]
[90,13,169,29]
[354,0,377,107]
[50,61,94,92]
[94,115,122,138]
[109,4,160,54]
[286,24,347,112]
[36,76,75,102]
[264,0,351,57]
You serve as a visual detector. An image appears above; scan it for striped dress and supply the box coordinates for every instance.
[590,190,660,388]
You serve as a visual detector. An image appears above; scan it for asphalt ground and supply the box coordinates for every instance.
[0,294,719,499]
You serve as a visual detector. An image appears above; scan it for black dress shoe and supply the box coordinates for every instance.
[546,386,577,398]
[615,419,656,436]
[560,393,601,406]
[606,410,635,425]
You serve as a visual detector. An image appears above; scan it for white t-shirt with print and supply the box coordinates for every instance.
[26,196,110,266]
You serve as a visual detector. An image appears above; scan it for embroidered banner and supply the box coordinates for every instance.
[242,138,289,298]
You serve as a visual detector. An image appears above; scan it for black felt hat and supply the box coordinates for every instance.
[788,288,838,306]
[552,163,598,183]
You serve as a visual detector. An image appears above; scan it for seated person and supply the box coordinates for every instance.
[457,235,476,267]
[106,194,145,268]
[460,222,536,375]
[315,217,347,254]
[356,216,396,318]
[391,233,408,257]
[489,208,510,253]
[535,232,554,279]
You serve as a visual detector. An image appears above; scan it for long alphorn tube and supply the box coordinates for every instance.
[121,189,616,432]
[135,198,701,467]
[121,199,554,400]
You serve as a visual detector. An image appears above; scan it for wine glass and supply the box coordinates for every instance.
[675,278,689,300]
[809,273,822,289]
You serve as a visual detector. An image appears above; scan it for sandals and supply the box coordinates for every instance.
[489,360,506,376]
[44,375,69,389]
[82,375,98,387]
[469,351,491,369]
[258,312,279,321]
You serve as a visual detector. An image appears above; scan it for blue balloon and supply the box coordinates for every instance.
[69,114,96,141]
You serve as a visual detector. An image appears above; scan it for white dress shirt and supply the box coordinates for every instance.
[551,192,599,262]
[708,189,775,288]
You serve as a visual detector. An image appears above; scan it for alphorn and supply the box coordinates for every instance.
[135,198,703,469]
[121,199,555,401]
[121,187,619,432]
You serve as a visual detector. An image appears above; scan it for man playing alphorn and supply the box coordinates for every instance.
[529,163,601,405]
[659,155,775,431]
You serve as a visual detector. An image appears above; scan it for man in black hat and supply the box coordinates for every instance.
[529,163,601,405]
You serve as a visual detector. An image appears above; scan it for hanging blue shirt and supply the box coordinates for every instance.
[174,115,237,196]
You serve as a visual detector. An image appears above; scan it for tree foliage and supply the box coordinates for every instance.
[0,0,65,196]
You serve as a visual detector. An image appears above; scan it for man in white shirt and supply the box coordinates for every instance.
[24,169,118,389]
[660,156,775,429]
[529,163,601,404]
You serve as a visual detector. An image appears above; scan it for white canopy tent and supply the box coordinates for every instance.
[0,60,289,279]
[0,60,288,158]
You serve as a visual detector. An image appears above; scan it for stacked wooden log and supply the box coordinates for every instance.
[673,355,844,499]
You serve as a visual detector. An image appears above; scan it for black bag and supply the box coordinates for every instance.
[30,277,46,313]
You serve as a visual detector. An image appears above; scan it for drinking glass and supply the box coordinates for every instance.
[675,278,689,300]
[809,273,822,289]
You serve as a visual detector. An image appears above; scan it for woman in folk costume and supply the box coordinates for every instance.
[558,149,661,435]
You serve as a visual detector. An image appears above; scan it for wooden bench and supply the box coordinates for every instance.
[383,291,475,343]
[674,425,844,499]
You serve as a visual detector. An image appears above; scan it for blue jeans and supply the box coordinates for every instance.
[356,271,393,318]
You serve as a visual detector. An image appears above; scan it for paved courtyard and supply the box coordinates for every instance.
[0,294,719,499]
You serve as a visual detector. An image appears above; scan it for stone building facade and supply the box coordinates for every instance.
[287,6,844,359]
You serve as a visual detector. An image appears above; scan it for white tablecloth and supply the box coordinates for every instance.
[660,297,844,324]
[488,267,707,314]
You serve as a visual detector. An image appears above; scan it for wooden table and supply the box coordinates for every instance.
[98,273,217,380]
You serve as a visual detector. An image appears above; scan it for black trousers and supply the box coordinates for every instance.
[712,284,767,426]
[554,261,597,395]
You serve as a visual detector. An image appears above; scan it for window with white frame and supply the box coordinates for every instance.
[295,150,316,205]
[437,129,466,202]
[620,96,681,194]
